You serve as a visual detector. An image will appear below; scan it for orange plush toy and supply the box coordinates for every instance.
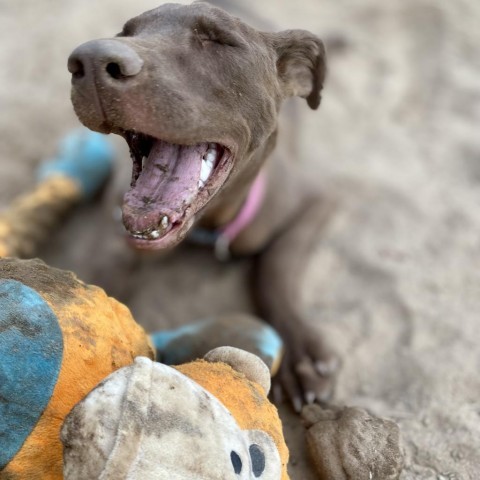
[1,258,288,480]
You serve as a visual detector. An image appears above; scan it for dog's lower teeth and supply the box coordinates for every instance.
[132,230,160,240]
[130,217,170,241]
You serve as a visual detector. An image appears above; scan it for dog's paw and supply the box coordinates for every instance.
[272,335,340,413]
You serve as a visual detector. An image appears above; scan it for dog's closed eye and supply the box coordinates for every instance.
[193,19,240,48]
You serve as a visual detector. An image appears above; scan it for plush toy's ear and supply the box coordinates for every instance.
[269,29,326,109]
[204,347,271,395]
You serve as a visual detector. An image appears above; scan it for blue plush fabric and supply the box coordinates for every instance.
[37,129,114,200]
[0,280,63,469]
[151,321,210,363]
[151,318,283,369]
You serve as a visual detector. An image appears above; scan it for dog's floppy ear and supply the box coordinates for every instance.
[270,30,326,110]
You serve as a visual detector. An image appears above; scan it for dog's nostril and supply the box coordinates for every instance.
[68,58,85,79]
[105,53,143,78]
[106,62,124,80]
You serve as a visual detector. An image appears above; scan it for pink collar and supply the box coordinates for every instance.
[220,171,267,242]
[189,171,267,260]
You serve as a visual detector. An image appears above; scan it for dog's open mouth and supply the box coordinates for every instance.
[121,131,233,250]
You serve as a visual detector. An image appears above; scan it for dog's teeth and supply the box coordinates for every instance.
[200,163,211,181]
[161,216,169,229]
[199,158,214,187]
[198,145,220,189]
[203,150,216,163]
[131,227,163,240]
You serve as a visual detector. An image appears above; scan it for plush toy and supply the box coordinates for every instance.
[62,348,289,480]
[0,128,113,258]
[0,258,286,479]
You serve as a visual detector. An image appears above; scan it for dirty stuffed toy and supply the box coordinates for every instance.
[0,258,288,480]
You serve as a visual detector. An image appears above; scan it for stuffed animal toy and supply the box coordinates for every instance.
[61,348,289,480]
[0,258,286,479]
[0,128,113,258]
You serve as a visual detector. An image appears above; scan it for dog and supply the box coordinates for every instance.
[68,1,337,412]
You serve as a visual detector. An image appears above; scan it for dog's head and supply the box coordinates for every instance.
[68,1,326,249]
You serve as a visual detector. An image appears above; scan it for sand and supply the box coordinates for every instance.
[1,0,479,478]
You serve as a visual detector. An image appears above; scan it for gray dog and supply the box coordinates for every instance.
[68,1,336,411]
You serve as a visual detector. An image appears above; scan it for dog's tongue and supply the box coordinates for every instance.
[123,140,208,235]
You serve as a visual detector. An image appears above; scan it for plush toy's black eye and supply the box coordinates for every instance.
[231,451,242,474]
[249,444,266,477]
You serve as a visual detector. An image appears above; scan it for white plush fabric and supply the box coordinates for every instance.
[61,357,281,479]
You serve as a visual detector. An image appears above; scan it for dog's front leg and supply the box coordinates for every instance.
[255,196,339,412]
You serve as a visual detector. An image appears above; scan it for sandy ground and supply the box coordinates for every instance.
[1,0,480,478]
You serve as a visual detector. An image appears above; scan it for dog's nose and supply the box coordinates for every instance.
[68,39,143,83]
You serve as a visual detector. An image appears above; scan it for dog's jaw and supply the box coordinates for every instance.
[122,134,235,249]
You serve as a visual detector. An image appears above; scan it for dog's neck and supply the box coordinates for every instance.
[189,170,267,259]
